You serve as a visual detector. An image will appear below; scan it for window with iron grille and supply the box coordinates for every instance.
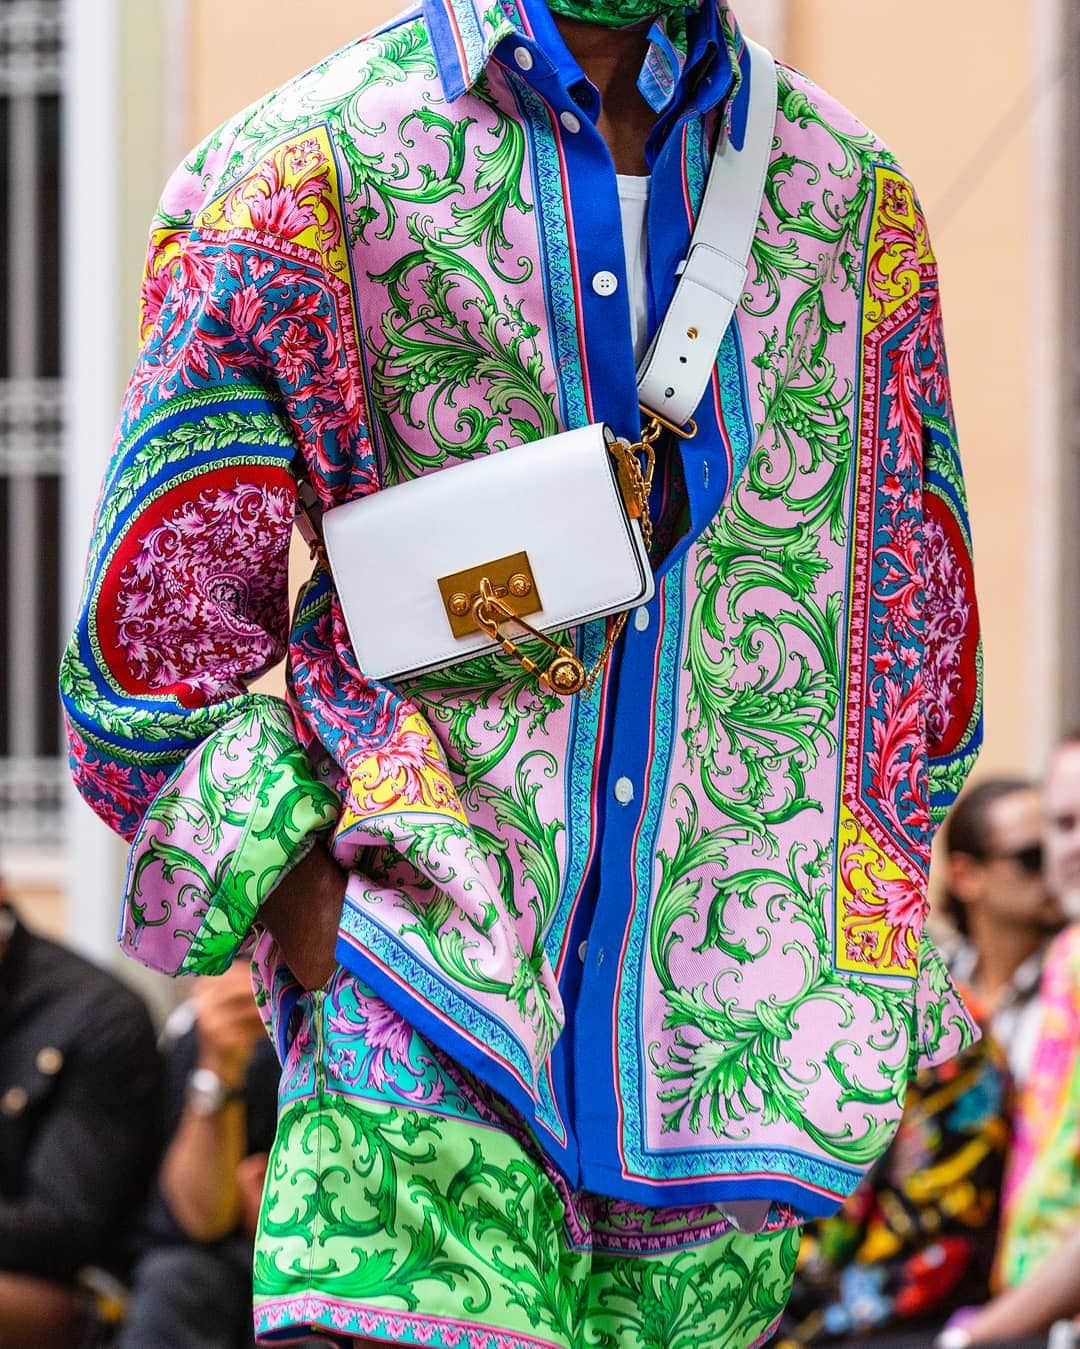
[0,0,64,848]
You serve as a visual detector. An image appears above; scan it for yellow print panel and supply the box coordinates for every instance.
[835,804,923,980]
[862,167,935,335]
[337,709,468,828]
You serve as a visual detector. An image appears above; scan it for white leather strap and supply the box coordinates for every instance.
[636,38,777,427]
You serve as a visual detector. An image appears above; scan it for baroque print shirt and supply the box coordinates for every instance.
[61,0,983,1217]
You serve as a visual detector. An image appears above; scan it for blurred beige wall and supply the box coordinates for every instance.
[187,0,1061,784]
[188,1,400,142]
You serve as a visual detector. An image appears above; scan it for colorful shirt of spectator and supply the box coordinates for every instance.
[775,1036,1010,1345]
[948,938,1049,1089]
[999,924,1080,1287]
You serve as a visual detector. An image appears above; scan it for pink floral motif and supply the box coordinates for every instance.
[105,477,294,705]
[922,514,972,745]
[840,836,926,973]
[326,981,445,1104]
[866,677,929,864]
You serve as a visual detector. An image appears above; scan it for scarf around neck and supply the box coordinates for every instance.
[544,0,702,30]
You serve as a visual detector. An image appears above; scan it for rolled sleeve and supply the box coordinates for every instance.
[122,699,339,976]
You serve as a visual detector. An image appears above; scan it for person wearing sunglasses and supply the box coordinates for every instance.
[944,778,1062,1089]
[933,738,1080,1346]
[774,780,1055,1346]
[996,735,1080,1290]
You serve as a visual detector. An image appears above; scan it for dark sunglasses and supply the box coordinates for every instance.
[988,843,1043,875]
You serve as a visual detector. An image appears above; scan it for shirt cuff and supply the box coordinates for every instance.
[119,699,340,977]
[913,932,980,1073]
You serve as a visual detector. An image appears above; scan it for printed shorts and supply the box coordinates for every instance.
[252,969,801,1349]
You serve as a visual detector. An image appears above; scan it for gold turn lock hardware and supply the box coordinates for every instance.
[437,554,591,697]
[438,552,540,638]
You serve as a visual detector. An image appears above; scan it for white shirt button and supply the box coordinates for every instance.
[513,46,534,71]
[614,776,634,805]
[560,110,582,134]
[578,941,588,962]
[592,270,619,297]
[634,606,650,632]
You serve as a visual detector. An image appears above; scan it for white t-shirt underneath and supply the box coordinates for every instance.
[616,174,651,365]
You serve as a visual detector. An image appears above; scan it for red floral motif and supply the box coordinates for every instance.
[881,317,924,476]
[217,136,344,259]
[126,248,245,421]
[866,677,929,865]
[288,605,395,746]
[126,182,371,490]
[873,512,923,641]
[919,289,954,420]
[289,606,461,820]
[65,722,144,839]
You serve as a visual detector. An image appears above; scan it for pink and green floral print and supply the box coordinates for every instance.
[253,968,800,1348]
[62,0,982,1217]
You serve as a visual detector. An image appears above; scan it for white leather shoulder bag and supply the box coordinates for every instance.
[303,39,777,696]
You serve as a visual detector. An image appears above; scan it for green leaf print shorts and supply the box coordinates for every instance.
[252,969,801,1349]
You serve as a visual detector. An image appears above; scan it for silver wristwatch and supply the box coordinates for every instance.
[185,1066,241,1116]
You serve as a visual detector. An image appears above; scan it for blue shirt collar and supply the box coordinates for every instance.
[424,0,745,133]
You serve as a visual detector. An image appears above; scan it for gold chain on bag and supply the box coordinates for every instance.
[472,409,696,698]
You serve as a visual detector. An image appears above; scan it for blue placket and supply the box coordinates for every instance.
[566,67,749,1193]
[574,62,766,1201]
[494,3,740,1196]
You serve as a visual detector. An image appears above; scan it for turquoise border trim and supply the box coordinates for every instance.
[719,325,753,481]
[513,81,588,430]
[545,621,606,966]
[256,1296,565,1349]
[593,1146,863,1199]
[688,114,753,487]
[615,560,684,1175]
[337,898,568,1147]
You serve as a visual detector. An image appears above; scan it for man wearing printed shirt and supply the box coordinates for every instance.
[61,0,983,1344]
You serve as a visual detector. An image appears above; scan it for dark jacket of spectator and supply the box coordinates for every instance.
[0,902,161,1282]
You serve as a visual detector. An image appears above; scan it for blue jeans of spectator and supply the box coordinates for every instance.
[115,1243,256,1349]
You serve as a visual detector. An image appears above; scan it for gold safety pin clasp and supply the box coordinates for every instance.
[472,579,587,696]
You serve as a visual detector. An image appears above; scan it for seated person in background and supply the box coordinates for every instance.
[1001,735,1080,1285]
[0,894,161,1349]
[776,775,1054,1345]
[117,963,281,1349]
[937,735,1080,1347]
[942,777,1062,1087]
